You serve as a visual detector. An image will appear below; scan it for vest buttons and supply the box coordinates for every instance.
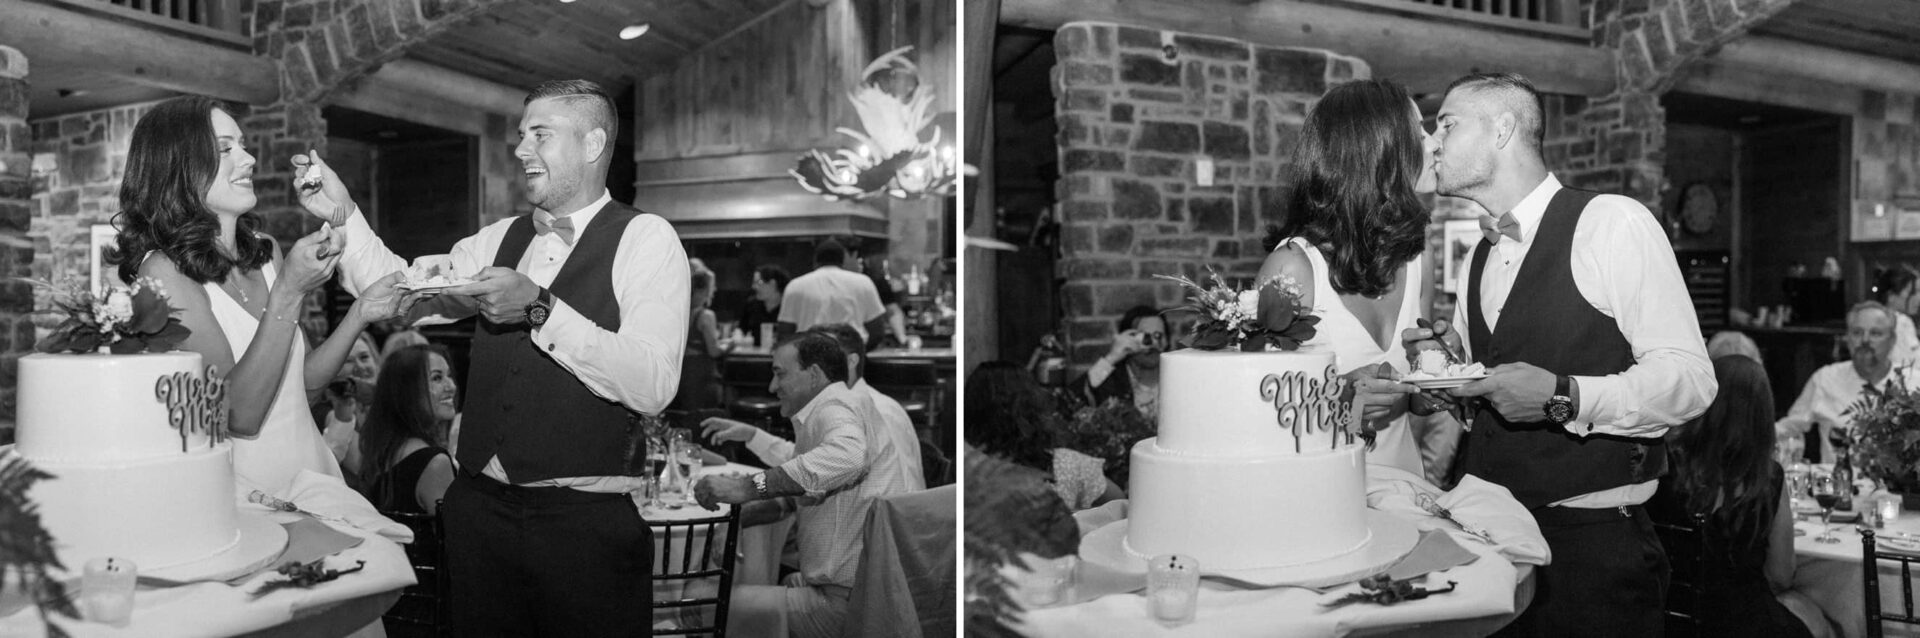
[509,365,520,375]
[502,404,514,413]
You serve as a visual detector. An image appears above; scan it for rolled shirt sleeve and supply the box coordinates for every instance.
[777,403,871,497]
[1563,194,1717,438]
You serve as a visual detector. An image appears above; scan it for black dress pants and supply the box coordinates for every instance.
[443,473,653,637]
[1493,504,1671,638]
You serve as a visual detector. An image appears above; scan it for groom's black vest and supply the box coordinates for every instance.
[1459,188,1666,509]
[456,205,648,482]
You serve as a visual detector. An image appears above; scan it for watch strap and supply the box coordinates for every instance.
[1555,374,1570,398]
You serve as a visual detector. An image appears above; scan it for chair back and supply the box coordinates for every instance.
[1651,511,1709,638]
[1864,528,1920,638]
[652,507,742,637]
[380,508,449,637]
[847,485,957,638]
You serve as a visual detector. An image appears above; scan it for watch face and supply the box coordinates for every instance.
[1545,398,1574,423]
[528,304,549,326]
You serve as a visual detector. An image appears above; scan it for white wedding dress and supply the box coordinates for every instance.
[1281,236,1426,476]
[205,262,342,497]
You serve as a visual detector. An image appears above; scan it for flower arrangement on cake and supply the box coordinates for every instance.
[1156,269,1318,352]
[25,278,189,355]
[1844,367,1920,494]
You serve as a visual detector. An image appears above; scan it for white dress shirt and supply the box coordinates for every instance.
[743,379,925,492]
[335,191,690,490]
[770,381,918,589]
[1452,174,1717,507]
[779,265,886,340]
[1776,361,1887,464]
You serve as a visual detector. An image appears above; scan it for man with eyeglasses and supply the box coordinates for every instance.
[1068,305,1170,417]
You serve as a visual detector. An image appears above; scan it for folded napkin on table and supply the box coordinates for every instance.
[1074,500,1127,540]
[1367,465,1550,567]
[246,470,414,544]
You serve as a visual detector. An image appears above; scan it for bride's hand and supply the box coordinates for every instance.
[292,150,356,227]
[353,271,428,322]
[279,229,340,295]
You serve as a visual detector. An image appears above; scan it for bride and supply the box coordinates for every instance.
[1257,79,1440,477]
[112,96,409,497]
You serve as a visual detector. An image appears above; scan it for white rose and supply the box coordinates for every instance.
[105,289,135,320]
[1237,290,1260,318]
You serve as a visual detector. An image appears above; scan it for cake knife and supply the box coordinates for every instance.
[1415,493,1497,545]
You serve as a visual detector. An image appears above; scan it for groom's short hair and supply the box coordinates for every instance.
[1445,72,1544,150]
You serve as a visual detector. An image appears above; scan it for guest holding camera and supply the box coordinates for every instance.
[1066,305,1168,417]
[315,332,382,476]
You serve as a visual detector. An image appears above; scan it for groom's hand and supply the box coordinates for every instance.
[1450,362,1555,423]
[443,267,541,324]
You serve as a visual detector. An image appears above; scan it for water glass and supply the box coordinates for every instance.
[1016,554,1077,608]
[1882,494,1904,527]
[81,557,136,626]
[1146,554,1199,625]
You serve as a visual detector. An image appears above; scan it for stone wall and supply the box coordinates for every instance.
[1051,23,1365,364]
[0,47,30,432]
[28,102,161,296]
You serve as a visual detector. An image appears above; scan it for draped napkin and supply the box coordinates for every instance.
[253,470,414,544]
[1365,465,1551,567]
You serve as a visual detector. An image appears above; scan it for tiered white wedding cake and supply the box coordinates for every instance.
[1124,348,1373,570]
[15,351,279,577]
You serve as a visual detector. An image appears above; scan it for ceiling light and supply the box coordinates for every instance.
[621,24,650,40]
[559,0,577,3]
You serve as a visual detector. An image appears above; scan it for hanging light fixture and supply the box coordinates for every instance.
[790,46,969,201]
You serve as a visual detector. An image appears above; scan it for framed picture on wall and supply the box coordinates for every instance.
[1441,219,1481,294]
[90,224,120,293]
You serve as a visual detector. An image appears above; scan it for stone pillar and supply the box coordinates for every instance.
[1050,23,1365,365]
[0,46,33,434]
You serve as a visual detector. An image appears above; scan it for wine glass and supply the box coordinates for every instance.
[1811,471,1843,544]
[1786,461,1811,511]
[642,430,670,510]
[670,429,701,506]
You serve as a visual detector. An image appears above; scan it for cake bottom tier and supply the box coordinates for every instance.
[25,443,241,571]
[1125,439,1370,571]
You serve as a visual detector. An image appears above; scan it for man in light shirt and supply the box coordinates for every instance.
[1777,302,1900,464]
[296,79,687,637]
[700,323,926,490]
[1403,73,1716,637]
[692,332,918,638]
[778,239,886,343]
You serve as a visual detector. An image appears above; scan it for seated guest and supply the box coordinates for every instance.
[1707,330,1763,365]
[1065,305,1166,416]
[672,264,730,411]
[1649,355,1823,638]
[380,326,430,361]
[357,345,460,515]
[740,265,791,347]
[779,239,887,344]
[702,324,923,490]
[314,332,383,476]
[1876,264,1920,365]
[1777,302,1899,463]
[966,361,1121,511]
[692,332,918,638]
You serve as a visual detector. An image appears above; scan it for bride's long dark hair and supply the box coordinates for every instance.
[1263,80,1428,298]
[109,95,273,285]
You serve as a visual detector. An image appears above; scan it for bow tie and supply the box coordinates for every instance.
[534,215,576,246]
[1480,212,1521,245]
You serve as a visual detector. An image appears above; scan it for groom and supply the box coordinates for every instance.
[1407,73,1716,637]
[299,79,689,636]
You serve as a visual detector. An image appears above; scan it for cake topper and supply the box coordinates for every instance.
[156,365,230,452]
[1156,267,1318,352]
[1260,365,1356,452]
[23,277,190,354]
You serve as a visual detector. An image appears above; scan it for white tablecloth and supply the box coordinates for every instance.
[1793,505,1920,638]
[1018,467,1543,637]
[0,471,415,637]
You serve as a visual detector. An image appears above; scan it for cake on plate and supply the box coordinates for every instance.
[12,280,285,580]
[1080,271,1417,585]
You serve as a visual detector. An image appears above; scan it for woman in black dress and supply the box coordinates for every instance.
[358,345,459,514]
[1649,354,1822,637]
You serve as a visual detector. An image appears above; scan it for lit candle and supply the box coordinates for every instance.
[1146,554,1199,624]
[1150,588,1195,621]
[81,557,136,626]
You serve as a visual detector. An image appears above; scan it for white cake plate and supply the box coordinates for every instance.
[139,511,289,583]
[1079,509,1420,589]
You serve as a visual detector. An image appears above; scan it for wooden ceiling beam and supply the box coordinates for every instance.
[999,0,1614,96]
[1708,35,1920,100]
[0,0,276,105]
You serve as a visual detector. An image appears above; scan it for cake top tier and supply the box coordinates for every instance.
[16,351,230,463]
[1155,348,1358,457]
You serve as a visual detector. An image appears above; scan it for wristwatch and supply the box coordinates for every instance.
[751,472,769,499]
[1543,375,1578,424]
[524,288,554,327]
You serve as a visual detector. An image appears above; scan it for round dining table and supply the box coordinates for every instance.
[634,462,792,633]
[1792,499,1920,638]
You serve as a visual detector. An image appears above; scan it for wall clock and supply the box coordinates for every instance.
[1680,182,1718,235]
